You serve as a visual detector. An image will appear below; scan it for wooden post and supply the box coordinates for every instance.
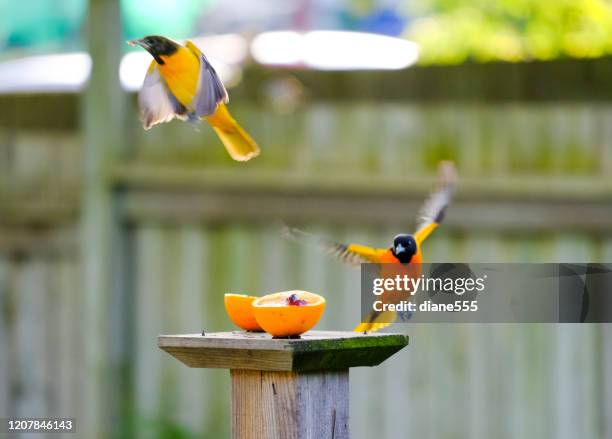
[81,0,128,436]
[159,331,409,439]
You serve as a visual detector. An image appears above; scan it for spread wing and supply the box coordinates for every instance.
[185,40,229,117]
[354,308,414,333]
[282,226,387,267]
[414,161,458,245]
[354,312,396,333]
[138,60,188,129]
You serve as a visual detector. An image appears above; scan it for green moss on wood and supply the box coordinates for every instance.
[290,334,409,371]
[290,334,409,353]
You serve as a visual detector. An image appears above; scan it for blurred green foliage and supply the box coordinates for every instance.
[6,0,612,65]
[348,0,379,15]
[129,413,195,439]
[0,0,214,54]
[121,0,213,41]
[0,0,85,51]
[406,0,612,64]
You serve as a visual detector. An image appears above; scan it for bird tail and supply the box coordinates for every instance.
[206,104,260,162]
[353,311,396,333]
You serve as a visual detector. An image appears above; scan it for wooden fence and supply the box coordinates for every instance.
[1,59,612,438]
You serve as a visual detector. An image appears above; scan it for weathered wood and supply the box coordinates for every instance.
[6,56,612,132]
[0,258,7,418]
[234,58,612,102]
[604,325,612,439]
[0,57,612,130]
[176,228,208,432]
[112,165,612,200]
[4,179,612,232]
[4,46,612,439]
[0,195,78,227]
[158,331,409,372]
[159,332,390,438]
[231,369,349,439]
[0,227,76,256]
[80,0,127,436]
[122,187,612,232]
[14,258,47,418]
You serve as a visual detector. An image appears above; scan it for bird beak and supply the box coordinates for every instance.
[127,39,148,49]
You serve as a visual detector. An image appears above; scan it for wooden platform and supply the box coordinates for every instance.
[158,330,409,372]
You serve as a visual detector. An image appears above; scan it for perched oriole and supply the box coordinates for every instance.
[128,35,260,162]
[284,161,458,332]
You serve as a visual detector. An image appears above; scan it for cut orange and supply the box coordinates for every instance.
[252,291,326,337]
[224,294,263,332]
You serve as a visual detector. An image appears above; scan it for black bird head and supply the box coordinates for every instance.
[392,234,417,264]
[128,35,179,64]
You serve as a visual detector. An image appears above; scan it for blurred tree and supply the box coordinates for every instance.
[405,0,612,64]
[0,0,85,51]
[122,0,214,41]
[0,0,215,54]
[343,0,407,35]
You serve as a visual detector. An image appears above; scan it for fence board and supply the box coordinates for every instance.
[0,221,610,439]
[57,258,80,420]
[158,228,183,432]
[0,256,8,419]
[332,230,359,332]
[134,226,164,438]
[345,228,384,439]
[175,227,206,434]
[603,323,612,439]
[2,88,612,439]
[260,227,291,293]
[14,257,48,420]
[205,228,234,437]
[380,329,412,439]
[602,107,612,175]
[579,326,598,439]
[467,325,487,439]
[510,326,528,438]
[529,327,554,438]
[45,258,64,421]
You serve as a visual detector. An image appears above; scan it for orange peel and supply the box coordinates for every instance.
[253,291,326,337]
[224,294,263,332]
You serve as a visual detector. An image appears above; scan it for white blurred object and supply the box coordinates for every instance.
[119,52,238,92]
[0,31,417,94]
[251,30,419,70]
[0,53,91,93]
[190,33,249,65]
[118,51,152,92]
[251,31,304,66]
[120,34,246,91]
[0,34,247,94]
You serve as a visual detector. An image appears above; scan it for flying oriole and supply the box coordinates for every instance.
[284,161,458,332]
[128,35,260,162]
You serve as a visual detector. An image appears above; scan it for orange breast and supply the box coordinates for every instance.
[158,46,200,107]
[378,249,423,265]
[379,250,400,264]
[378,249,423,303]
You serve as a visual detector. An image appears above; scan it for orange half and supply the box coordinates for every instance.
[224,294,263,332]
[252,291,326,337]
